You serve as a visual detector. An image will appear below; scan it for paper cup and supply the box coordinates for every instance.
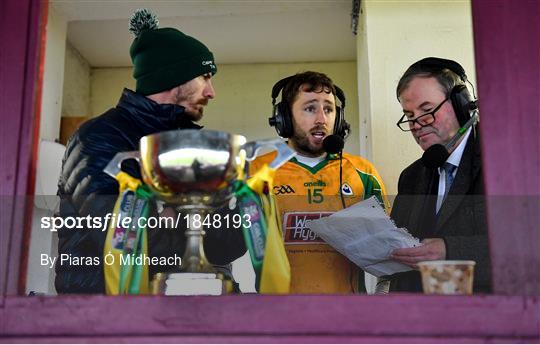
[418,260,475,295]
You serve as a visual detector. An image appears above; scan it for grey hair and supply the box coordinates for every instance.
[396,66,465,99]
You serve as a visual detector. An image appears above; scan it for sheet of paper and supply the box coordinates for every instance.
[308,196,420,277]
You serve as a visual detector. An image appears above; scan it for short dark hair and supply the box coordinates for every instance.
[281,71,336,109]
[396,63,464,99]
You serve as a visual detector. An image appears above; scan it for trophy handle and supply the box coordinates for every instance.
[242,138,296,170]
[103,151,141,178]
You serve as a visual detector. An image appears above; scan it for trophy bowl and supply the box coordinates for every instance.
[139,129,247,208]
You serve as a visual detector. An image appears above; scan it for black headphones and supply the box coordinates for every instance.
[411,57,478,127]
[268,75,351,139]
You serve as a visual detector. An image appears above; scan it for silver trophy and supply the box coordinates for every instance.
[104,129,294,295]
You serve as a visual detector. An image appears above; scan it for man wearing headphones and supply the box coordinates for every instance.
[250,71,389,293]
[389,57,491,293]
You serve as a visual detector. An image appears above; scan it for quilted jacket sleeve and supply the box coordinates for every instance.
[55,118,137,294]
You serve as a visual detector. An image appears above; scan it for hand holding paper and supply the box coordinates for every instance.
[308,196,420,277]
[390,238,446,269]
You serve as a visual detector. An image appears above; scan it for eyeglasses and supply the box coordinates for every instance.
[396,98,448,132]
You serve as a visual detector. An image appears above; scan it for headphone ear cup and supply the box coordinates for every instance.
[333,106,351,139]
[450,85,474,127]
[332,85,349,139]
[333,106,343,137]
[274,102,294,138]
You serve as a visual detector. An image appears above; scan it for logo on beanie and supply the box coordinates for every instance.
[202,60,216,70]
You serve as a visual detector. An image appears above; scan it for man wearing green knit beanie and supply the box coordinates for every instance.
[129,9,217,120]
[129,8,217,121]
[55,9,246,294]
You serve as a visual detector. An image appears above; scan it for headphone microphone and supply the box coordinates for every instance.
[322,135,345,154]
[322,134,347,209]
[421,110,479,169]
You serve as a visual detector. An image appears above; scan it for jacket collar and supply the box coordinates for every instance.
[116,88,202,131]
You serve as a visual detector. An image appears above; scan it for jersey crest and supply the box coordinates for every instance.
[341,182,354,196]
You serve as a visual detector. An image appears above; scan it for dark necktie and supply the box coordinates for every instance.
[443,162,457,199]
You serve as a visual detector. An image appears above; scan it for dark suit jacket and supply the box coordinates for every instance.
[390,128,492,293]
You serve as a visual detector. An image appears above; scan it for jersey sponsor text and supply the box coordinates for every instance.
[282,211,332,244]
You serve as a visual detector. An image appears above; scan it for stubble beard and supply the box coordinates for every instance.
[185,108,204,122]
[174,88,205,122]
[290,130,325,157]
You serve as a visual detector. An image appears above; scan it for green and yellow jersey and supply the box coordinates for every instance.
[250,151,389,294]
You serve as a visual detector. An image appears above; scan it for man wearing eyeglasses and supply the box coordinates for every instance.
[387,57,491,293]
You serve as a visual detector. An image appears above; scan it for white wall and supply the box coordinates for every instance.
[62,42,91,117]
[90,67,135,116]
[39,7,67,141]
[357,0,373,161]
[358,0,476,196]
[90,62,361,155]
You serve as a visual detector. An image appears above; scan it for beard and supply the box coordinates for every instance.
[290,126,327,157]
[183,106,204,122]
[174,87,207,122]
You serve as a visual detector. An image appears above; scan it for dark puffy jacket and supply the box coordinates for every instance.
[55,89,246,294]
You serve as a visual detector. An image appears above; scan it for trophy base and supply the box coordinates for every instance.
[151,272,234,296]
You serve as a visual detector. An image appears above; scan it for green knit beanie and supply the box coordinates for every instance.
[128,9,217,95]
